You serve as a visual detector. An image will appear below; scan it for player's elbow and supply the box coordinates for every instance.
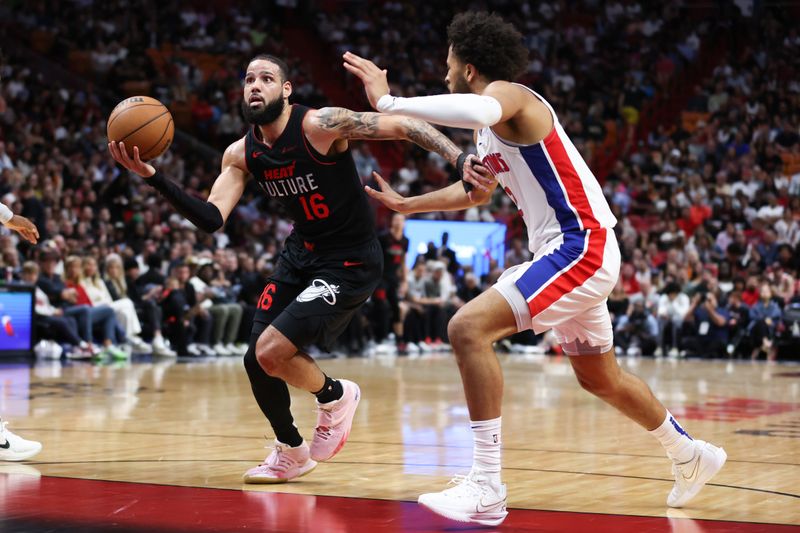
[469,189,493,207]
[196,203,225,233]
[396,117,420,141]
[197,219,224,234]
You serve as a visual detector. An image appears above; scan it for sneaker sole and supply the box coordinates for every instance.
[242,459,318,484]
[311,383,361,462]
[418,498,508,527]
[668,444,727,507]
[0,445,43,462]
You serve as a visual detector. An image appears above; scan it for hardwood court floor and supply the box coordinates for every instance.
[1,353,798,531]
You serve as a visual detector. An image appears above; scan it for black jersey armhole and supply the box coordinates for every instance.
[243,129,256,176]
[297,106,349,166]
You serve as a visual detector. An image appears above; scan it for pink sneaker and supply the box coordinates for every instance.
[242,440,317,484]
[310,379,361,461]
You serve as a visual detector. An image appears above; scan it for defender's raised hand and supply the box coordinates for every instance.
[108,141,156,178]
[343,52,390,111]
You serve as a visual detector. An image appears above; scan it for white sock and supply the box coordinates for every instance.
[470,417,502,489]
[650,411,696,463]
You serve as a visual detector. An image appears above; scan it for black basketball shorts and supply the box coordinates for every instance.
[251,234,383,351]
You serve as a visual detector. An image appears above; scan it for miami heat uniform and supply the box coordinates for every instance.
[244,104,383,352]
[476,86,620,354]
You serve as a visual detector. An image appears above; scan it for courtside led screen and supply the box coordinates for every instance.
[0,285,34,355]
[404,220,506,278]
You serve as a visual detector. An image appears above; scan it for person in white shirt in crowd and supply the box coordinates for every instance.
[188,258,244,356]
[775,208,800,247]
[104,254,176,356]
[403,259,430,355]
[405,259,452,353]
[656,282,691,357]
[0,141,14,172]
[422,261,455,350]
[21,261,93,359]
[81,256,152,353]
[714,222,737,255]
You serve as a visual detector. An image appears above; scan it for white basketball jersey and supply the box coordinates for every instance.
[476,85,617,254]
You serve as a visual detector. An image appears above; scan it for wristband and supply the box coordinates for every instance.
[456,153,474,193]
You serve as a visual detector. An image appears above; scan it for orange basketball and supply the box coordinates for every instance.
[107,96,174,161]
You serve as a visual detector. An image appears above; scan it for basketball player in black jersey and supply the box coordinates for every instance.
[109,54,492,483]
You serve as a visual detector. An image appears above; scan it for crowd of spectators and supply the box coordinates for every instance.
[318,0,712,172]
[8,0,327,144]
[1,2,799,361]
[601,6,800,360]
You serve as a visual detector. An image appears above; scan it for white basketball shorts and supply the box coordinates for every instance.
[493,228,620,355]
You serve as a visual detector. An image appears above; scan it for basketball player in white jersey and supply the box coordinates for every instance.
[344,12,725,527]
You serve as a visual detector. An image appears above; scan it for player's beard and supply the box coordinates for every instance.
[450,72,471,94]
[241,94,285,125]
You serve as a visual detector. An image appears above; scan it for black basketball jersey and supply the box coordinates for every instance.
[244,104,376,251]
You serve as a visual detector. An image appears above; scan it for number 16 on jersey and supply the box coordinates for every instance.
[299,193,330,220]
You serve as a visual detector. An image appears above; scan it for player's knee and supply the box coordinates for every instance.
[576,371,620,398]
[447,311,484,350]
[255,335,283,376]
[255,349,281,376]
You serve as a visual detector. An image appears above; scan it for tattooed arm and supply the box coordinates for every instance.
[305,107,460,164]
[304,107,494,190]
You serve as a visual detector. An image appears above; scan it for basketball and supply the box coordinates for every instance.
[107,96,174,161]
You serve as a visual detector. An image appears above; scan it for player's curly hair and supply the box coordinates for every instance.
[447,12,528,82]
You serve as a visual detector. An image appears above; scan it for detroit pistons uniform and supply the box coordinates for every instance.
[477,86,620,354]
[244,104,383,351]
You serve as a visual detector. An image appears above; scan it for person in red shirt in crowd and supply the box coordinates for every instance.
[677,199,712,237]
[620,263,641,295]
[741,276,761,307]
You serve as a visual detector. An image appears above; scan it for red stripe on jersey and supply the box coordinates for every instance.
[543,128,600,230]
[528,228,607,317]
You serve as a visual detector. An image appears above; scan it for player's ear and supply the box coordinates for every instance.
[283,80,293,99]
[465,64,476,83]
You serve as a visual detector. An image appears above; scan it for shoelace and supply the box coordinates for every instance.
[260,444,295,473]
[0,420,8,444]
[313,405,340,441]
[447,474,469,486]
[445,473,485,499]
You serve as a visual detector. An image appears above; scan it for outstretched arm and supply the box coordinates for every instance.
[365,171,497,215]
[305,107,494,192]
[343,52,523,129]
[313,107,460,163]
[108,139,248,232]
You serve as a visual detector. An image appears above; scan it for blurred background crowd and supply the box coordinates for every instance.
[1,0,799,361]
